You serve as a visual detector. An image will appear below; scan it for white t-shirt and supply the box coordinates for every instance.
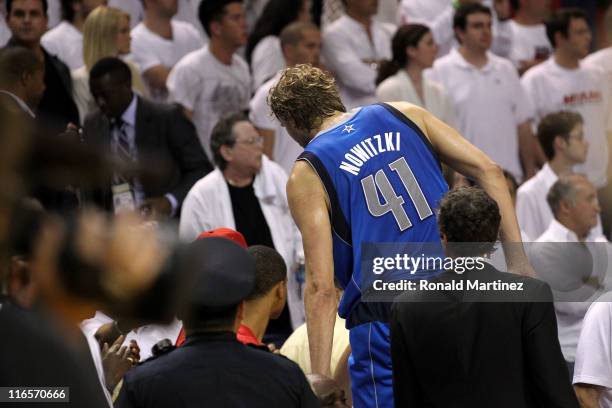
[131,20,204,102]
[399,0,447,25]
[508,21,551,68]
[41,21,84,70]
[533,219,609,362]
[249,72,303,175]
[108,0,143,28]
[521,58,611,188]
[251,35,284,92]
[574,292,612,408]
[167,45,251,159]
[322,15,394,109]
[583,47,612,100]
[427,49,533,180]
[376,69,455,128]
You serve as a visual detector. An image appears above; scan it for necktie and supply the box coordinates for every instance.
[113,119,133,185]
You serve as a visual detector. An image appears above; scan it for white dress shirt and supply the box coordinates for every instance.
[516,163,558,241]
[179,156,305,328]
[533,219,609,362]
[41,21,84,70]
[322,15,394,109]
[376,69,456,127]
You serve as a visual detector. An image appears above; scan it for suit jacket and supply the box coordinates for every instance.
[115,331,319,408]
[390,263,579,408]
[82,96,212,214]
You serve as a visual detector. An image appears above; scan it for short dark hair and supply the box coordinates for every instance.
[60,0,76,22]
[279,21,318,49]
[545,8,588,48]
[0,46,44,86]
[246,245,287,301]
[89,57,132,87]
[198,0,240,37]
[377,24,430,85]
[438,187,500,257]
[537,111,583,160]
[210,112,248,170]
[453,3,492,33]
[6,0,48,15]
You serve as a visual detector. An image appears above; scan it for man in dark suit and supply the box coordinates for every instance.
[390,187,579,408]
[83,57,211,218]
[115,237,321,408]
[5,0,80,133]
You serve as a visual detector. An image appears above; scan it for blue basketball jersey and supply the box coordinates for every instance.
[298,103,448,326]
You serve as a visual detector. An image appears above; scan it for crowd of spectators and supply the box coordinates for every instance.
[1,0,612,406]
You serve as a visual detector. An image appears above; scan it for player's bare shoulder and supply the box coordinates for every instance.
[287,161,329,211]
[386,101,432,143]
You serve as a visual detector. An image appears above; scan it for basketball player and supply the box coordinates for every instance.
[268,64,531,408]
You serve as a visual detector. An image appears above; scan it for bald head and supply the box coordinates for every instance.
[279,21,321,67]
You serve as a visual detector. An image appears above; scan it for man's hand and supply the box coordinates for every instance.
[102,335,136,392]
[306,374,349,407]
[140,196,172,220]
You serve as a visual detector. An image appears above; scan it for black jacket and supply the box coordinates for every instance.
[82,96,212,214]
[115,331,319,408]
[390,263,579,408]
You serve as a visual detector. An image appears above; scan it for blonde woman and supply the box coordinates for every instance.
[72,6,146,123]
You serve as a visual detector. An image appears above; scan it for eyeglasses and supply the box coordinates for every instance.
[234,136,264,146]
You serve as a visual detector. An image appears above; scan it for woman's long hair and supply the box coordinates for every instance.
[245,0,307,64]
[83,6,129,71]
[376,24,431,86]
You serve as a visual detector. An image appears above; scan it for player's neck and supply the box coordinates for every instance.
[144,12,173,39]
[313,111,352,136]
[241,300,271,342]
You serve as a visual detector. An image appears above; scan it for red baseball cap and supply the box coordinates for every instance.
[196,228,247,249]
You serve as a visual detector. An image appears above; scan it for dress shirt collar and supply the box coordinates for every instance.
[545,218,605,243]
[0,90,35,118]
[118,95,138,127]
[539,163,558,187]
[448,48,496,73]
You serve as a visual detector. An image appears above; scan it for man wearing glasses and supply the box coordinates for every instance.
[180,113,306,342]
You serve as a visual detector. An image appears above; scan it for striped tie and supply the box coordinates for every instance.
[113,119,132,184]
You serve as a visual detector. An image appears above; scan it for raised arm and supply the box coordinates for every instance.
[389,102,532,275]
[287,161,337,377]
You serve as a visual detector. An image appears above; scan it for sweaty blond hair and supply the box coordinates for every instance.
[268,64,345,134]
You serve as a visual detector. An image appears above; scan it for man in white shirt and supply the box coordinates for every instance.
[41,0,107,70]
[582,6,612,103]
[167,0,250,160]
[531,174,608,377]
[508,0,552,74]
[573,292,612,408]
[321,0,394,109]
[427,3,537,181]
[516,111,588,241]
[131,0,205,102]
[521,8,611,191]
[180,113,305,330]
[249,22,320,175]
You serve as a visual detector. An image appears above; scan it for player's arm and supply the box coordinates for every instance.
[287,160,336,377]
[389,102,533,276]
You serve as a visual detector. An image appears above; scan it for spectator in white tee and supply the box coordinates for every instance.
[573,291,612,408]
[401,0,514,59]
[130,0,204,102]
[321,0,394,109]
[521,9,611,193]
[41,0,107,70]
[426,3,537,182]
[167,0,251,160]
[582,6,612,101]
[245,0,310,92]
[249,22,319,175]
[531,174,607,377]
[516,111,592,241]
[376,24,455,128]
[508,0,552,75]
